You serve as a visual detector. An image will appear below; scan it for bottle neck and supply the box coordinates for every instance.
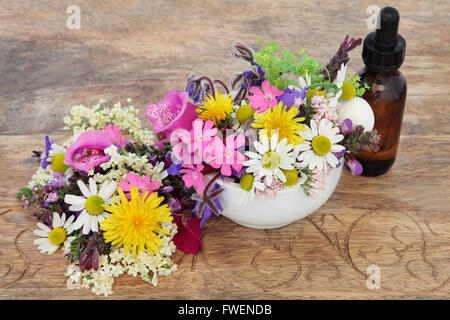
[364,65,400,75]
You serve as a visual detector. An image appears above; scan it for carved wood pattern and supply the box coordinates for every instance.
[0,0,449,299]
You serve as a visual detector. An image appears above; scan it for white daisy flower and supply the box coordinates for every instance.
[244,133,297,187]
[298,73,311,89]
[297,119,345,172]
[33,212,76,255]
[47,143,74,178]
[64,178,117,235]
[328,63,347,108]
[239,176,265,206]
[335,63,347,89]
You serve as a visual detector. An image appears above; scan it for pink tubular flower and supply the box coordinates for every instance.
[247,80,283,113]
[180,164,205,194]
[204,134,246,176]
[146,90,198,136]
[118,173,160,199]
[65,130,113,172]
[105,125,128,148]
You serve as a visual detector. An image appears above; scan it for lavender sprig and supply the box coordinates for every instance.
[320,35,362,82]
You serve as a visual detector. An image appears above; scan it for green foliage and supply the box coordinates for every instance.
[299,168,314,196]
[16,187,33,200]
[348,74,370,97]
[254,41,324,90]
[65,232,84,263]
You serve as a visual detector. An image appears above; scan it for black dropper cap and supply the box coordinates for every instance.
[362,6,406,72]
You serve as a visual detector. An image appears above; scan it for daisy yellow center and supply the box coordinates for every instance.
[240,174,254,191]
[48,227,67,245]
[341,80,356,100]
[311,135,332,156]
[85,195,105,216]
[262,151,281,170]
[235,104,254,124]
[51,153,69,174]
[282,169,298,186]
[101,186,173,257]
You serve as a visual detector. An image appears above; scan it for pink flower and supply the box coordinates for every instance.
[146,90,198,136]
[180,164,205,194]
[247,80,283,113]
[204,134,246,176]
[188,118,217,159]
[104,124,128,148]
[65,130,113,172]
[118,173,160,199]
[169,118,217,165]
[311,95,339,125]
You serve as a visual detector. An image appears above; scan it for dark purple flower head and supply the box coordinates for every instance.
[187,75,210,104]
[240,63,265,89]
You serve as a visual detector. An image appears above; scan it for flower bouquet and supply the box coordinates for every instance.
[18,36,380,296]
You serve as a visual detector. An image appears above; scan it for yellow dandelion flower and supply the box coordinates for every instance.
[196,92,234,126]
[252,102,306,146]
[100,186,173,257]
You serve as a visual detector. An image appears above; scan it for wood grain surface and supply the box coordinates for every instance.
[0,0,449,299]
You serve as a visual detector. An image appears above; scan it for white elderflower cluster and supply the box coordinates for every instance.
[65,222,178,296]
[63,99,156,145]
[90,146,168,184]
[27,166,54,188]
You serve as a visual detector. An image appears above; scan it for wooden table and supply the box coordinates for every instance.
[0,0,449,300]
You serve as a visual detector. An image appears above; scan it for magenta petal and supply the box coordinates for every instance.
[261,80,271,94]
[248,86,263,96]
[147,180,160,191]
[146,90,198,135]
[221,164,232,176]
[173,216,202,254]
[65,130,113,172]
[119,182,132,192]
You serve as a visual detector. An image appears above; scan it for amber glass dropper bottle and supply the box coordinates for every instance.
[355,6,407,176]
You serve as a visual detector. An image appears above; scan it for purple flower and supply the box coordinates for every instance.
[276,87,306,108]
[48,172,64,188]
[241,63,265,89]
[43,191,59,207]
[192,183,224,227]
[345,153,363,175]
[339,118,353,137]
[41,136,53,169]
[167,198,182,213]
[79,247,99,272]
[187,75,205,104]
[167,160,183,175]
[161,186,174,193]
